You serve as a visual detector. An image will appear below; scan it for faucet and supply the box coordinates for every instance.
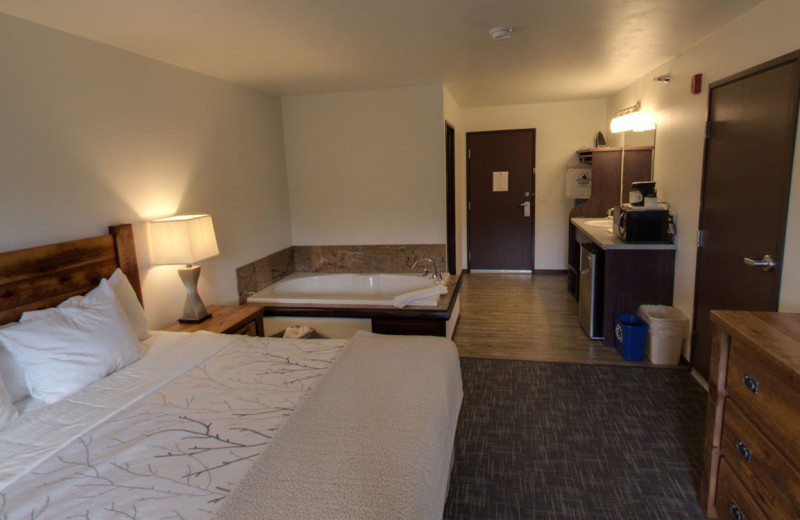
[411,258,441,282]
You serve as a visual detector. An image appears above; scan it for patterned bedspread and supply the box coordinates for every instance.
[0,333,346,519]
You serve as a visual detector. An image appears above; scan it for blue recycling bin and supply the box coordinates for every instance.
[614,315,648,361]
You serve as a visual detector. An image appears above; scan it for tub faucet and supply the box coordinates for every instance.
[411,258,441,282]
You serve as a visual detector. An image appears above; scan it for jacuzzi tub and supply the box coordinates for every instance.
[247,272,448,307]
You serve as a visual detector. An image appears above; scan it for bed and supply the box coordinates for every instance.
[0,225,463,519]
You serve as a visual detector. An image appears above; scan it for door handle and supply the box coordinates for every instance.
[519,201,531,207]
[743,254,777,272]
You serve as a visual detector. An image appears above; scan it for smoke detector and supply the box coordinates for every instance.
[490,27,512,40]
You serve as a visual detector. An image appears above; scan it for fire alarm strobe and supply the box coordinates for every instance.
[691,74,703,95]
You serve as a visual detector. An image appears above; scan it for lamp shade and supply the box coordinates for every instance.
[149,214,219,265]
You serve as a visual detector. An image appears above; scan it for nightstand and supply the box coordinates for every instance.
[162,304,265,337]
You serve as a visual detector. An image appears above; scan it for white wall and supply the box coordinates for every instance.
[457,100,607,270]
[443,86,465,272]
[0,14,292,329]
[606,0,800,359]
[282,85,446,246]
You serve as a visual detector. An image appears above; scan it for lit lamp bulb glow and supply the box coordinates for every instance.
[610,111,656,133]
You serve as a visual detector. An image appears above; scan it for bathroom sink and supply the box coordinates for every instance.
[584,219,613,228]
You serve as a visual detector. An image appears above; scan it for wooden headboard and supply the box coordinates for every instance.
[0,224,142,326]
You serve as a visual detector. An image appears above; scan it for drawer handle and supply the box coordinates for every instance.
[742,373,759,395]
[730,501,745,520]
[736,439,752,463]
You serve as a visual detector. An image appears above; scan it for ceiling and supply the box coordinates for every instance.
[0,0,764,108]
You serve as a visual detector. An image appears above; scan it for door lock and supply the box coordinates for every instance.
[743,254,778,272]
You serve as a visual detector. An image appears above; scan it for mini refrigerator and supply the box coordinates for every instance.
[578,243,604,339]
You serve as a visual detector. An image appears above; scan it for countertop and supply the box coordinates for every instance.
[571,217,677,251]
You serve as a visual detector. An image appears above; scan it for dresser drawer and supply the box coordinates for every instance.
[727,337,800,464]
[721,401,800,519]
[716,458,768,520]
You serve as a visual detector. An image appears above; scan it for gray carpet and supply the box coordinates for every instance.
[443,358,708,519]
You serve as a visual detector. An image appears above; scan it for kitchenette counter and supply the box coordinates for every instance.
[571,217,677,250]
[568,217,677,346]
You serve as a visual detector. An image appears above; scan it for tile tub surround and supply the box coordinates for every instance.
[236,246,295,304]
[237,244,446,303]
[294,244,446,274]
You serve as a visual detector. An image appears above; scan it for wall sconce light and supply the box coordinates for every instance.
[149,214,219,323]
[610,101,656,133]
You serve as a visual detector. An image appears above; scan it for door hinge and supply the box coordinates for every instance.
[705,121,711,139]
[532,167,536,175]
[697,229,705,248]
[468,251,471,261]
[468,201,471,211]
[468,149,471,159]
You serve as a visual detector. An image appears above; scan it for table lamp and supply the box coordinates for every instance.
[149,214,219,323]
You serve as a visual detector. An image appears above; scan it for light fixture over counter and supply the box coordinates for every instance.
[610,101,656,133]
[149,214,219,323]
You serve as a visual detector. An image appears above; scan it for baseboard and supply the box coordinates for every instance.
[462,268,567,274]
[690,367,709,391]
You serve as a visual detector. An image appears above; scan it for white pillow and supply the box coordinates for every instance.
[108,268,150,341]
[18,294,84,323]
[19,269,149,341]
[0,343,29,403]
[0,279,143,404]
[0,375,19,429]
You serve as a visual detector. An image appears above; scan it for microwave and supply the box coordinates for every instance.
[612,204,674,242]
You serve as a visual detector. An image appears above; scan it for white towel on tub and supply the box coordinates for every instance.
[392,285,448,308]
[213,330,463,520]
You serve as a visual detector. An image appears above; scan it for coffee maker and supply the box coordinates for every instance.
[613,181,675,242]
[629,181,657,207]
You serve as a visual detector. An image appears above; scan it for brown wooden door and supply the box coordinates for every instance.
[692,55,800,379]
[467,129,535,270]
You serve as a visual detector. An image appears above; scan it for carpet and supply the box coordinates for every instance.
[443,358,708,519]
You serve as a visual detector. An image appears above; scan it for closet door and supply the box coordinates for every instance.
[692,54,800,379]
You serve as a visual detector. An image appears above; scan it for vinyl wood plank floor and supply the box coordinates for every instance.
[452,272,670,367]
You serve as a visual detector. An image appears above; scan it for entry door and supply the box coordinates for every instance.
[692,55,800,379]
[467,129,535,270]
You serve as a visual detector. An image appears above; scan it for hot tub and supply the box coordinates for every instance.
[247,272,447,307]
[246,272,461,339]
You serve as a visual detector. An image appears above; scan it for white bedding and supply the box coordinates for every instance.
[0,331,347,518]
[215,331,463,520]
[0,331,231,490]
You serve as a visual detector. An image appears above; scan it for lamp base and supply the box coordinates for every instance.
[178,314,213,324]
[177,265,211,323]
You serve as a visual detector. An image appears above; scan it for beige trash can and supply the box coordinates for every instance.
[637,305,687,365]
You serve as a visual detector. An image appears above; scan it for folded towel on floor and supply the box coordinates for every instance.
[283,325,313,338]
[392,285,448,308]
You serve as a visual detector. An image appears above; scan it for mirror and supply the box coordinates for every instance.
[622,128,655,149]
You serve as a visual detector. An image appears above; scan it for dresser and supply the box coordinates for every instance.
[699,311,800,519]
